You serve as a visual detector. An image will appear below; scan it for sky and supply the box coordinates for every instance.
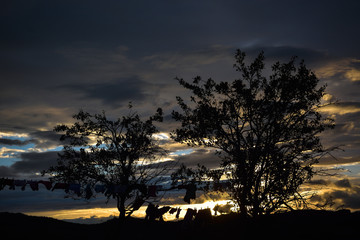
[1,0,360,222]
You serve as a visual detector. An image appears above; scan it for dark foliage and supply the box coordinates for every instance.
[44,105,174,220]
[172,50,335,216]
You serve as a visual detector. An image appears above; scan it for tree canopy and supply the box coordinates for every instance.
[45,106,172,220]
[172,50,335,216]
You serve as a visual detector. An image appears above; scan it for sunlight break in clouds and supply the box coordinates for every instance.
[0,132,29,138]
[316,58,360,82]
[0,147,26,158]
[152,132,170,140]
[319,104,360,115]
[25,200,233,223]
[345,68,360,82]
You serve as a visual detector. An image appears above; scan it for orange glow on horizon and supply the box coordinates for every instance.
[25,200,234,222]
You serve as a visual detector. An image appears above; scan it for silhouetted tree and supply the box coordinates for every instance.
[45,105,172,220]
[172,50,335,216]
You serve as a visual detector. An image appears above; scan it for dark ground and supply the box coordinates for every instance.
[1,210,359,239]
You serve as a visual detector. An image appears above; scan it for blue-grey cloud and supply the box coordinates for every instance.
[13,151,59,173]
[0,151,59,178]
[59,77,150,107]
[0,138,35,146]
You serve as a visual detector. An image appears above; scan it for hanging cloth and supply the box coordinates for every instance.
[176,208,182,219]
[51,183,69,191]
[28,181,39,191]
[69,184,81,196]
[85,185,93,199]
[169,207,177,214]
[39,180,52,190]
[131,197,145,211]
[147,185,157,197]
[14,180,27,191]
[95,184,106,193]
[0,178,7,190]
[4,179,15,190]
[183,184,197,203]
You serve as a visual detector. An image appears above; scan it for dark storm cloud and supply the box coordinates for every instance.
[306,178,360,210]
[0,186,114,212]
[12,151,59,174]
[244,46,332,64]
[0,131,62,149]
[316,155,360,168]
[60,77,150,107]
[144,45,234,71]
[0,151,59,178]
[0,150,59,178]
[307,179,330,186]
[317,185,360,211]
[0,166,17,178]
[28,131,63,149]
[173,148,220,169]
[0,138,35,146]
[334,178,352,188]
[2,0,360,56]
[334,188,360,210]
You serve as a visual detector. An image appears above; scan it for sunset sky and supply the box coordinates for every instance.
[1,0,360,223]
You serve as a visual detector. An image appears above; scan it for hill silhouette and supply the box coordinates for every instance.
[1,210,359,239]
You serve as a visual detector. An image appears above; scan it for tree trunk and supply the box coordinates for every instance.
[236,163,249,217]
[236,188,248,217]
[117,196,126,222]
[239,195,248,217]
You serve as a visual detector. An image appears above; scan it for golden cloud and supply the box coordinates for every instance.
[316,58,360,82]
[319,103,360,115]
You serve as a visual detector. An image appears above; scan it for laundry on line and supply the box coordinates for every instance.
[0,178,202,204]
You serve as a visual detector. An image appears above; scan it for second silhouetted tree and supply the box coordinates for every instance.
[45,105,172,221]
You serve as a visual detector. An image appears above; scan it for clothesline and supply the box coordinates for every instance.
[0,178,52,191]
[0,177,232,206]
[0,178,199,203]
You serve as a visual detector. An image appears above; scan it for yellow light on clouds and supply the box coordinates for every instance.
[319,104,360,115]
[25,200,233,222]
